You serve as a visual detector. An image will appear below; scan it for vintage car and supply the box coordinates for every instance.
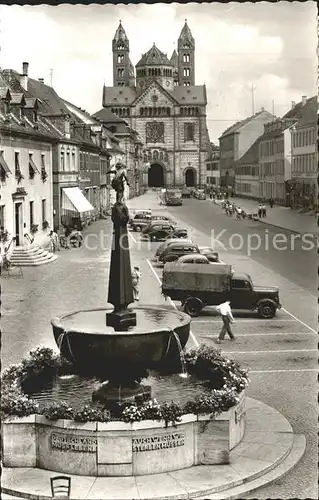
[198,246,220,263]
[159,242,200,264]
[162,263,281,318]
[155,238,193,259]
[174,254,211,265]
[129,213,152,231]
[150,215,177,225]
[142,223,176,241]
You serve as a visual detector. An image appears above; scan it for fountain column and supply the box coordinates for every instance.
[106,201,137,331]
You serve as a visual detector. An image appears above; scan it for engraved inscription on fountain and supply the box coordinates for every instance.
[132,432,185,452]
[51,433,97,453]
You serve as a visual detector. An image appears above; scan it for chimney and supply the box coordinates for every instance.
[20,62,29,91]
[291,101,296,109]
[38,78,44,84]
[301,96,307,106]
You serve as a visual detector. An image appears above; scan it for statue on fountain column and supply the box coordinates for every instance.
[107,163,130,204]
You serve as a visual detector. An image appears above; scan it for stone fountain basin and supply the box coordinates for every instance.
[51,306,190,371]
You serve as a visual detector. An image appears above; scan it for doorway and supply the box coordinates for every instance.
[185,168,196,187]
[14,202,23,246]
[148,163,164,187]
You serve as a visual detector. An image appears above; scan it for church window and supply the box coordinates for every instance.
[148,151,152,161]
[183,68,190,77]
[183,54,190,63]
[117,54,124,63]
[159,151,164,161]
[146,122,165,143]
[117,68,124,77]
[153,150,159,160]
[117,44,125,50]
[184,123,195,142]
[119,109,123,116]
[167,107,170,116]
[127,108,130,116]
[183,43,191,49]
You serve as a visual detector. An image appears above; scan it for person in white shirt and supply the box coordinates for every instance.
[215,300,235,343]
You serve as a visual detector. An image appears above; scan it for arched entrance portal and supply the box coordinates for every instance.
[148,163,164,187]
[185,168,196,187]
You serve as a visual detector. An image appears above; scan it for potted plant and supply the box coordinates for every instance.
[30,223,39,234]
[42,220,50,230]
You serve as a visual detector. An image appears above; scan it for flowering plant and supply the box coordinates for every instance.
[73,405,111,423]
[1,385,39,419]
[160,401,183,427]
[121,404,143,423]
[139,398,163,421]
[42,401,75,420]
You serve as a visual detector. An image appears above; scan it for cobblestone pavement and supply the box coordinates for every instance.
[1,193,317,498]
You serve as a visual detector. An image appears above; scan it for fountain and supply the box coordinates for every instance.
[51,189,191,406]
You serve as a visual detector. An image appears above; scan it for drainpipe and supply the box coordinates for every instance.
[198,114,201,188]
[173,111,176,188]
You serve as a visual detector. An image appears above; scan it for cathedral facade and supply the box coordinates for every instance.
[101,21,210,188]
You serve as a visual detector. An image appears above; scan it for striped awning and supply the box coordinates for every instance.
[29,158,40,173]
[0,154,11,174]
[62,187,94,213]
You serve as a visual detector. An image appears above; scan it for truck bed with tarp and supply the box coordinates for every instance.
[162,262,232,303]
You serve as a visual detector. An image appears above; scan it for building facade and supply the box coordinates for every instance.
[205,144,220,188]
[290,96,317,210]
[0,86,58,249]
[219,109,274,192]
[234,138,260,199]
[97,21,210,189]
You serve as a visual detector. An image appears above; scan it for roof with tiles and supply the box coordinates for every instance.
[179,20,194,43]
[235,137,262,165]
[136,44,172,67]
[220,110,274,138]
[93,106,128,124]
[171,85,207,105]
[283,96,317,127]
[0,110,61,141]
[102,85,137,106]
[170,50,178,66]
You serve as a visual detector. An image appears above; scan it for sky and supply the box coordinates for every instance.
[0,2,317,143]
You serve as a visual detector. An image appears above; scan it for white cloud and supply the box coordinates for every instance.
[0,3,316,143]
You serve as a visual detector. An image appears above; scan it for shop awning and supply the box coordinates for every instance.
[62,187,94,213]
[0,154,12,174]
[29,158,40,173]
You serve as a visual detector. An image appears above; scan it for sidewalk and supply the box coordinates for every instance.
[223,197,317,235]
[1,398,306,500]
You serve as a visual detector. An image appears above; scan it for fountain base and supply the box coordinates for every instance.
[92,380,151,406]
[106,309,137,331]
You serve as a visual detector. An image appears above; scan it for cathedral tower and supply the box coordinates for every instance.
[178,20,195,86]
[112,21,135,87]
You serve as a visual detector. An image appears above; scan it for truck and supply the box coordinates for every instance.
[162,262,281,319]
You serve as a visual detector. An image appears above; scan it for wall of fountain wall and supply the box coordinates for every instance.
[2,393,245,476]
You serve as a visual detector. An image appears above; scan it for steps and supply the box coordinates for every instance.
[10,245,58,266]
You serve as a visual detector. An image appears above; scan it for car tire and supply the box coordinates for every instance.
[184,298,202,317]
[135,226,142,232]
[258,301,276,319]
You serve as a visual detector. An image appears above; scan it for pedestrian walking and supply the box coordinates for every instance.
[258,203,262,218]
[132,265,141,301]
[269,197,274,208]
[236,206,242,220]
[215,301,235,343]
[49,230,60,252]
[262,204,267,217]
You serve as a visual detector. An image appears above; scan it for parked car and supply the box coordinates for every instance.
[181,187,192,198]
[155,238,193,259]
[170,228,188,239]
[174,254,211,264]
[150,215,177,225]
[198,246,220,262]
[159,242,200,263]
[166,197,183,206]
[142,223,176,241]
[129,213,152,231]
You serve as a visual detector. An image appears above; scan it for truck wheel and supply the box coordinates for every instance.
[258,301,276,319]
[184,298,202,317]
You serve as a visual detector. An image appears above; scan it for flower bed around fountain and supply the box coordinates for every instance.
[1,345,249,476]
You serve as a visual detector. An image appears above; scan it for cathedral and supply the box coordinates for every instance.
[101,20,210,188]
